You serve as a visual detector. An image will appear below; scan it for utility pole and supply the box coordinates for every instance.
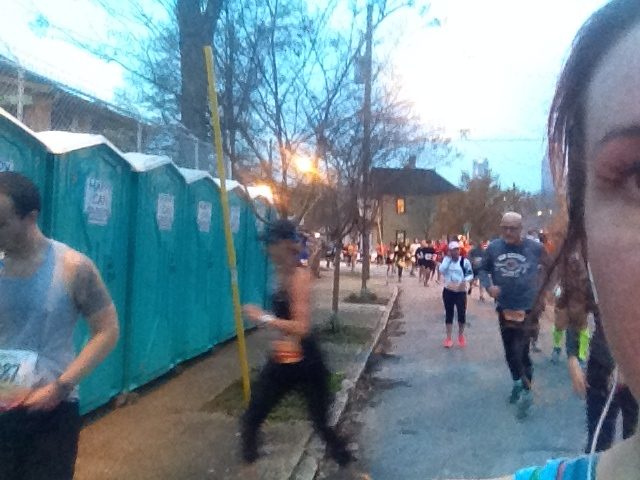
[360,2,373,296]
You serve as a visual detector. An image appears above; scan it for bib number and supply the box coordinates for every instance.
[0,350,38,410]
[0,350,38,387]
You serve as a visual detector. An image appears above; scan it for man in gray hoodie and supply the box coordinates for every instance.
[479,212,547,418]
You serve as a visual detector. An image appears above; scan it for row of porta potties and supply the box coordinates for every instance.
[0,108,273,413]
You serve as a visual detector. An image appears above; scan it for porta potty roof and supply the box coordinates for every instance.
[35,131,122,156]
[123,152,173,173]
[178,167,215,185]
[213,178,242,192]
[0,107,50,150]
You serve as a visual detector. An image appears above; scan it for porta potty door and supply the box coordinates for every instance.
[0,110,49,231]
[175,172,223,361]
[126,162,185,390]
[46,143,131,413]
[217,187,246,342]
[243,198,270,310]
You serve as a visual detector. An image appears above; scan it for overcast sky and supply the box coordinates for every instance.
[0,0,610,190]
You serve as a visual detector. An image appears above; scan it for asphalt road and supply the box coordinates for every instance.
[319,268,587,480]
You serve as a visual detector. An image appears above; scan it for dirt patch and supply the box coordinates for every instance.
[201,371,345,422]
[315,323,373,345]
[343,291,389,305]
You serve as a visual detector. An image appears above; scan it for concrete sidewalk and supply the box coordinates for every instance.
[74,265,395,480]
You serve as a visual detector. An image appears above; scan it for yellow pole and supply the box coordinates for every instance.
[203,45,251,404]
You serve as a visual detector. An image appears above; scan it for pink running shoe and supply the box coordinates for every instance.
[458,335,467,348]
[443,338,453,348]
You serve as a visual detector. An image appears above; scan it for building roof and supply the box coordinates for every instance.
[0,54,147,126]
[371,167,458,196]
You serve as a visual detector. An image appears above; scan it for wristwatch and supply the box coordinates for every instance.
[54,378,75,398]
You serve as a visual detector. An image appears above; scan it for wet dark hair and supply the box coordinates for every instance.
[548,0,640,265]
[0,172,41,219]
[262,219,299,246]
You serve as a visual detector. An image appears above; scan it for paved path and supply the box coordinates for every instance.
[328,270,587,480]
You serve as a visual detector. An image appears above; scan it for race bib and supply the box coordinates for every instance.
[0,350,38,410]
[0,349,38,387]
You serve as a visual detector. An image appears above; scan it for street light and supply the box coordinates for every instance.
[293,154,314,175]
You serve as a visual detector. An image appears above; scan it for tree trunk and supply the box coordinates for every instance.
[176,0,222,142]
[331,243,341,331]
[360,3,373,295]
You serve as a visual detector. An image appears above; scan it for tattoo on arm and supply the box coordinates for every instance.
[72,260,113,318]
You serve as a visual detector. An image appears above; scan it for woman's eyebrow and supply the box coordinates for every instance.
[598,124,640,147]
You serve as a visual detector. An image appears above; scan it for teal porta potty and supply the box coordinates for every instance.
[213,178,247,342]
[242,191,271,310]
[35,131,133,413]
[0,109,50,231]
[176,168,226,360]
[123,153,186,390]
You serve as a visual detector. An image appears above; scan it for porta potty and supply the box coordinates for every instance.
[0,108,50,231]
[35,131,133,413]
[242,191,271,310]
[176,168,226,360]
[123,153,186,390]
[213,178,247,342]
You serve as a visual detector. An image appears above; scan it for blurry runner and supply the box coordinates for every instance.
[467,241,486,301]
[433,240,446,284]
[241,220,352,467]
[324,240,336,269]
[385,241,396,282]
[423,240,437,287]
[479,212,548,419]
[415,240,427,283]
[395,241,409,283]
[409,238,420,277]
[551,252,593,364]
[375,242,384,266]
[439,241,473,348]
[0,172,119,480]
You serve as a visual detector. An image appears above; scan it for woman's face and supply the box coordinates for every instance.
[584,22,640,398]
[268,239,301,269]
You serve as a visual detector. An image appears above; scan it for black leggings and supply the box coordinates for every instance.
[0,401,81,480]
[586,383,639,452]
[443,289,466,325]
[241,338,349,464]
[499,313,533,389]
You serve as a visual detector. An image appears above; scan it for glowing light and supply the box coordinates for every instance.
[246,184,274,204]
[294,154,314,174]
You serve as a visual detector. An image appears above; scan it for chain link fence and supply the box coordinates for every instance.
[0,53,217,172]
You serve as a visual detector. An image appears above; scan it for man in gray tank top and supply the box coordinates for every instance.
[0,172,119,480]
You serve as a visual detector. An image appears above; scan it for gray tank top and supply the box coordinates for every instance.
[0,239,79,398]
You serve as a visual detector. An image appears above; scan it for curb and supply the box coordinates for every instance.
[289,286,400,480]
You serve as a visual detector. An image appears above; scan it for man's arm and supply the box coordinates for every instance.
[62,255,119,388]
[478,246,493,290]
